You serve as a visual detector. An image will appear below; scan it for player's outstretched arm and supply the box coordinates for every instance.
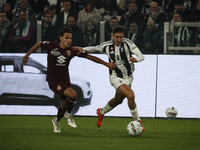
[86,54,116,70]
[72,46,83,55]
[23,42,41,64]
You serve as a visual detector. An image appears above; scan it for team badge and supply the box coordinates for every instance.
[110,46,114,51]
[66,50,71,56]
[57,85,62,91]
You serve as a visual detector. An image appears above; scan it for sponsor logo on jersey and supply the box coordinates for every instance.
[51,49,61,56]
[66,50,71,57]
[56,55,66,66]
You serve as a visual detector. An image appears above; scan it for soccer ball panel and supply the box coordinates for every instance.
[166,107,178,119]
[127,121,143,136]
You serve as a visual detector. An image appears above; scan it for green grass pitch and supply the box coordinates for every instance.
[0,115,200,150]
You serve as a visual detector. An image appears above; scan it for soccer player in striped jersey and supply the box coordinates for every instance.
[23,27,116,133]
[74,25,145,130]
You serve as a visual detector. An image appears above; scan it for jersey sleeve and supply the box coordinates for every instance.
[40,41,50,49]
[77,51,88,58]
[126,38,145,62]
[83,45,103,53]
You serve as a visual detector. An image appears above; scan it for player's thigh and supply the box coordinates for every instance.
[118,84,135,100]
[114,91,126,103]
[63,87,77,100]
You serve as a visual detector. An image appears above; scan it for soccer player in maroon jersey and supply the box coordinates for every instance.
[23,27,115,133]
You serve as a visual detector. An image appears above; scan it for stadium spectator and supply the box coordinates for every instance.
[33,0,50,15]
[6,0,20,10]
[56,0,80,15]
[144,1,168,28]
[83,20,100,46]
[172,12,190,47]
[169,0,190,22]
[118,0,145,13]
[0,9,12,52]
[55,0,78,31]
[41,12,58,42]
[73,25,145,131]
[119,1,145,34]
[7,11,36,53]
[36,5,49,21]
[190,0,200,22]
[47,5,57,26]
[12,0,37,28]
[101,10,112,23]
[93,0,119,16]
[125,21,144,50]
[23,26,115,133]
[77,0,102,32]
[143,19,164,54]
[65,15,84,46]
[189,27,200,54]
[141,0,151,16]
[170,12,191,54]
[153,0,174,17]
[105,16,119,41]
[3,2,13,22]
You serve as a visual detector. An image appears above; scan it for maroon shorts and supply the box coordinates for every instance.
[47,78,71,100]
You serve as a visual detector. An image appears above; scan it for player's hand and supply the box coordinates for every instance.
[72,46,83,55]
[22,56,28,64]
[107,62,116,70]
[130,57,137,64]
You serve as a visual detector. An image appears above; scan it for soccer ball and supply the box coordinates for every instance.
[166,107,178,120]
[127,121,143,136]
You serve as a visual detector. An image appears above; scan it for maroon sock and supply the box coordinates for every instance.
[57,106,66,121]
[65,98,74,113]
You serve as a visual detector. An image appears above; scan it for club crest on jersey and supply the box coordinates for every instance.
[110,46,114,54]
[57,85,62,91]
[66,50,71,56]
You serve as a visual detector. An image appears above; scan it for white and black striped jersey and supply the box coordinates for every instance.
[83,38,144,78]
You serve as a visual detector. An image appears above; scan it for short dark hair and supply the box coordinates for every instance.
[59,26,72,36]
[110,16,118,21]
[112,25,124,34]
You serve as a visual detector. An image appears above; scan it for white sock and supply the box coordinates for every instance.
[101,103,113,115]
[130,107,140,121]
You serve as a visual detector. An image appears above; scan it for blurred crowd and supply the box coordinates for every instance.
[0,0,199,54]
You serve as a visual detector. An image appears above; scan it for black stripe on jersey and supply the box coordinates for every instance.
[121,42,132,76]
[109,45,115,62]
[108,44,123,78]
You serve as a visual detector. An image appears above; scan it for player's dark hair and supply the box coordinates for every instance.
[112,25,124,34]
[59,26,72,37]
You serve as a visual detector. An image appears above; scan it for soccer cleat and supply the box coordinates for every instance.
[138,120,145,131]
[51,118,61,133]
[64,112,77,128]
[96,108,104,127]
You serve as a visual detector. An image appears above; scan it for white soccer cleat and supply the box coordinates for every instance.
[64,112,77,128]
[51,118,61,133]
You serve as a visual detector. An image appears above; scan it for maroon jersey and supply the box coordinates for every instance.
[40,41,88,82]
